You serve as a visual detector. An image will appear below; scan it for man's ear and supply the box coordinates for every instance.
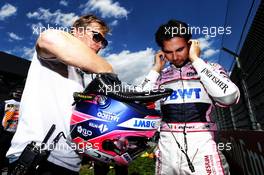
[71,27,85,38]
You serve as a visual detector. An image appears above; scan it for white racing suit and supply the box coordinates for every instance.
[142,58,240,175]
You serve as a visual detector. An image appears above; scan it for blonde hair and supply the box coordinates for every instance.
[72,14,109,35]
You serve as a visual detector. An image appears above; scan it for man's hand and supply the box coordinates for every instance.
[152,51,166,73]
[188,39,201,62]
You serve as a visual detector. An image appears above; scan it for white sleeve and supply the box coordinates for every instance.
[139,70,160,91]
[192,58,240,106]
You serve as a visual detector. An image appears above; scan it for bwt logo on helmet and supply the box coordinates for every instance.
[118,118,160,130]
[170,88,201,100]
[77,126,92,137]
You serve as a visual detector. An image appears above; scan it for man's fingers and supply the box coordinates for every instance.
[157,50,165,56]
[155,51,165,61]
[189,39,199,45]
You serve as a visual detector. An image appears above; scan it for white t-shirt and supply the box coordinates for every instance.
[6,51,91,171]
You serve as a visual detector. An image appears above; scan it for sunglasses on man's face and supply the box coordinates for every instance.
[91,31,108,48]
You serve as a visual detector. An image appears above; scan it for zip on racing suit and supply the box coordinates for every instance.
[141,57,240,175]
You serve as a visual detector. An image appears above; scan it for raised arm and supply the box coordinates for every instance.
[192,58,240,106]
[189,40,240,106]
[36,29,113,73]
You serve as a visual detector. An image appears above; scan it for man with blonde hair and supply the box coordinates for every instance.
[7,14,112,175]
